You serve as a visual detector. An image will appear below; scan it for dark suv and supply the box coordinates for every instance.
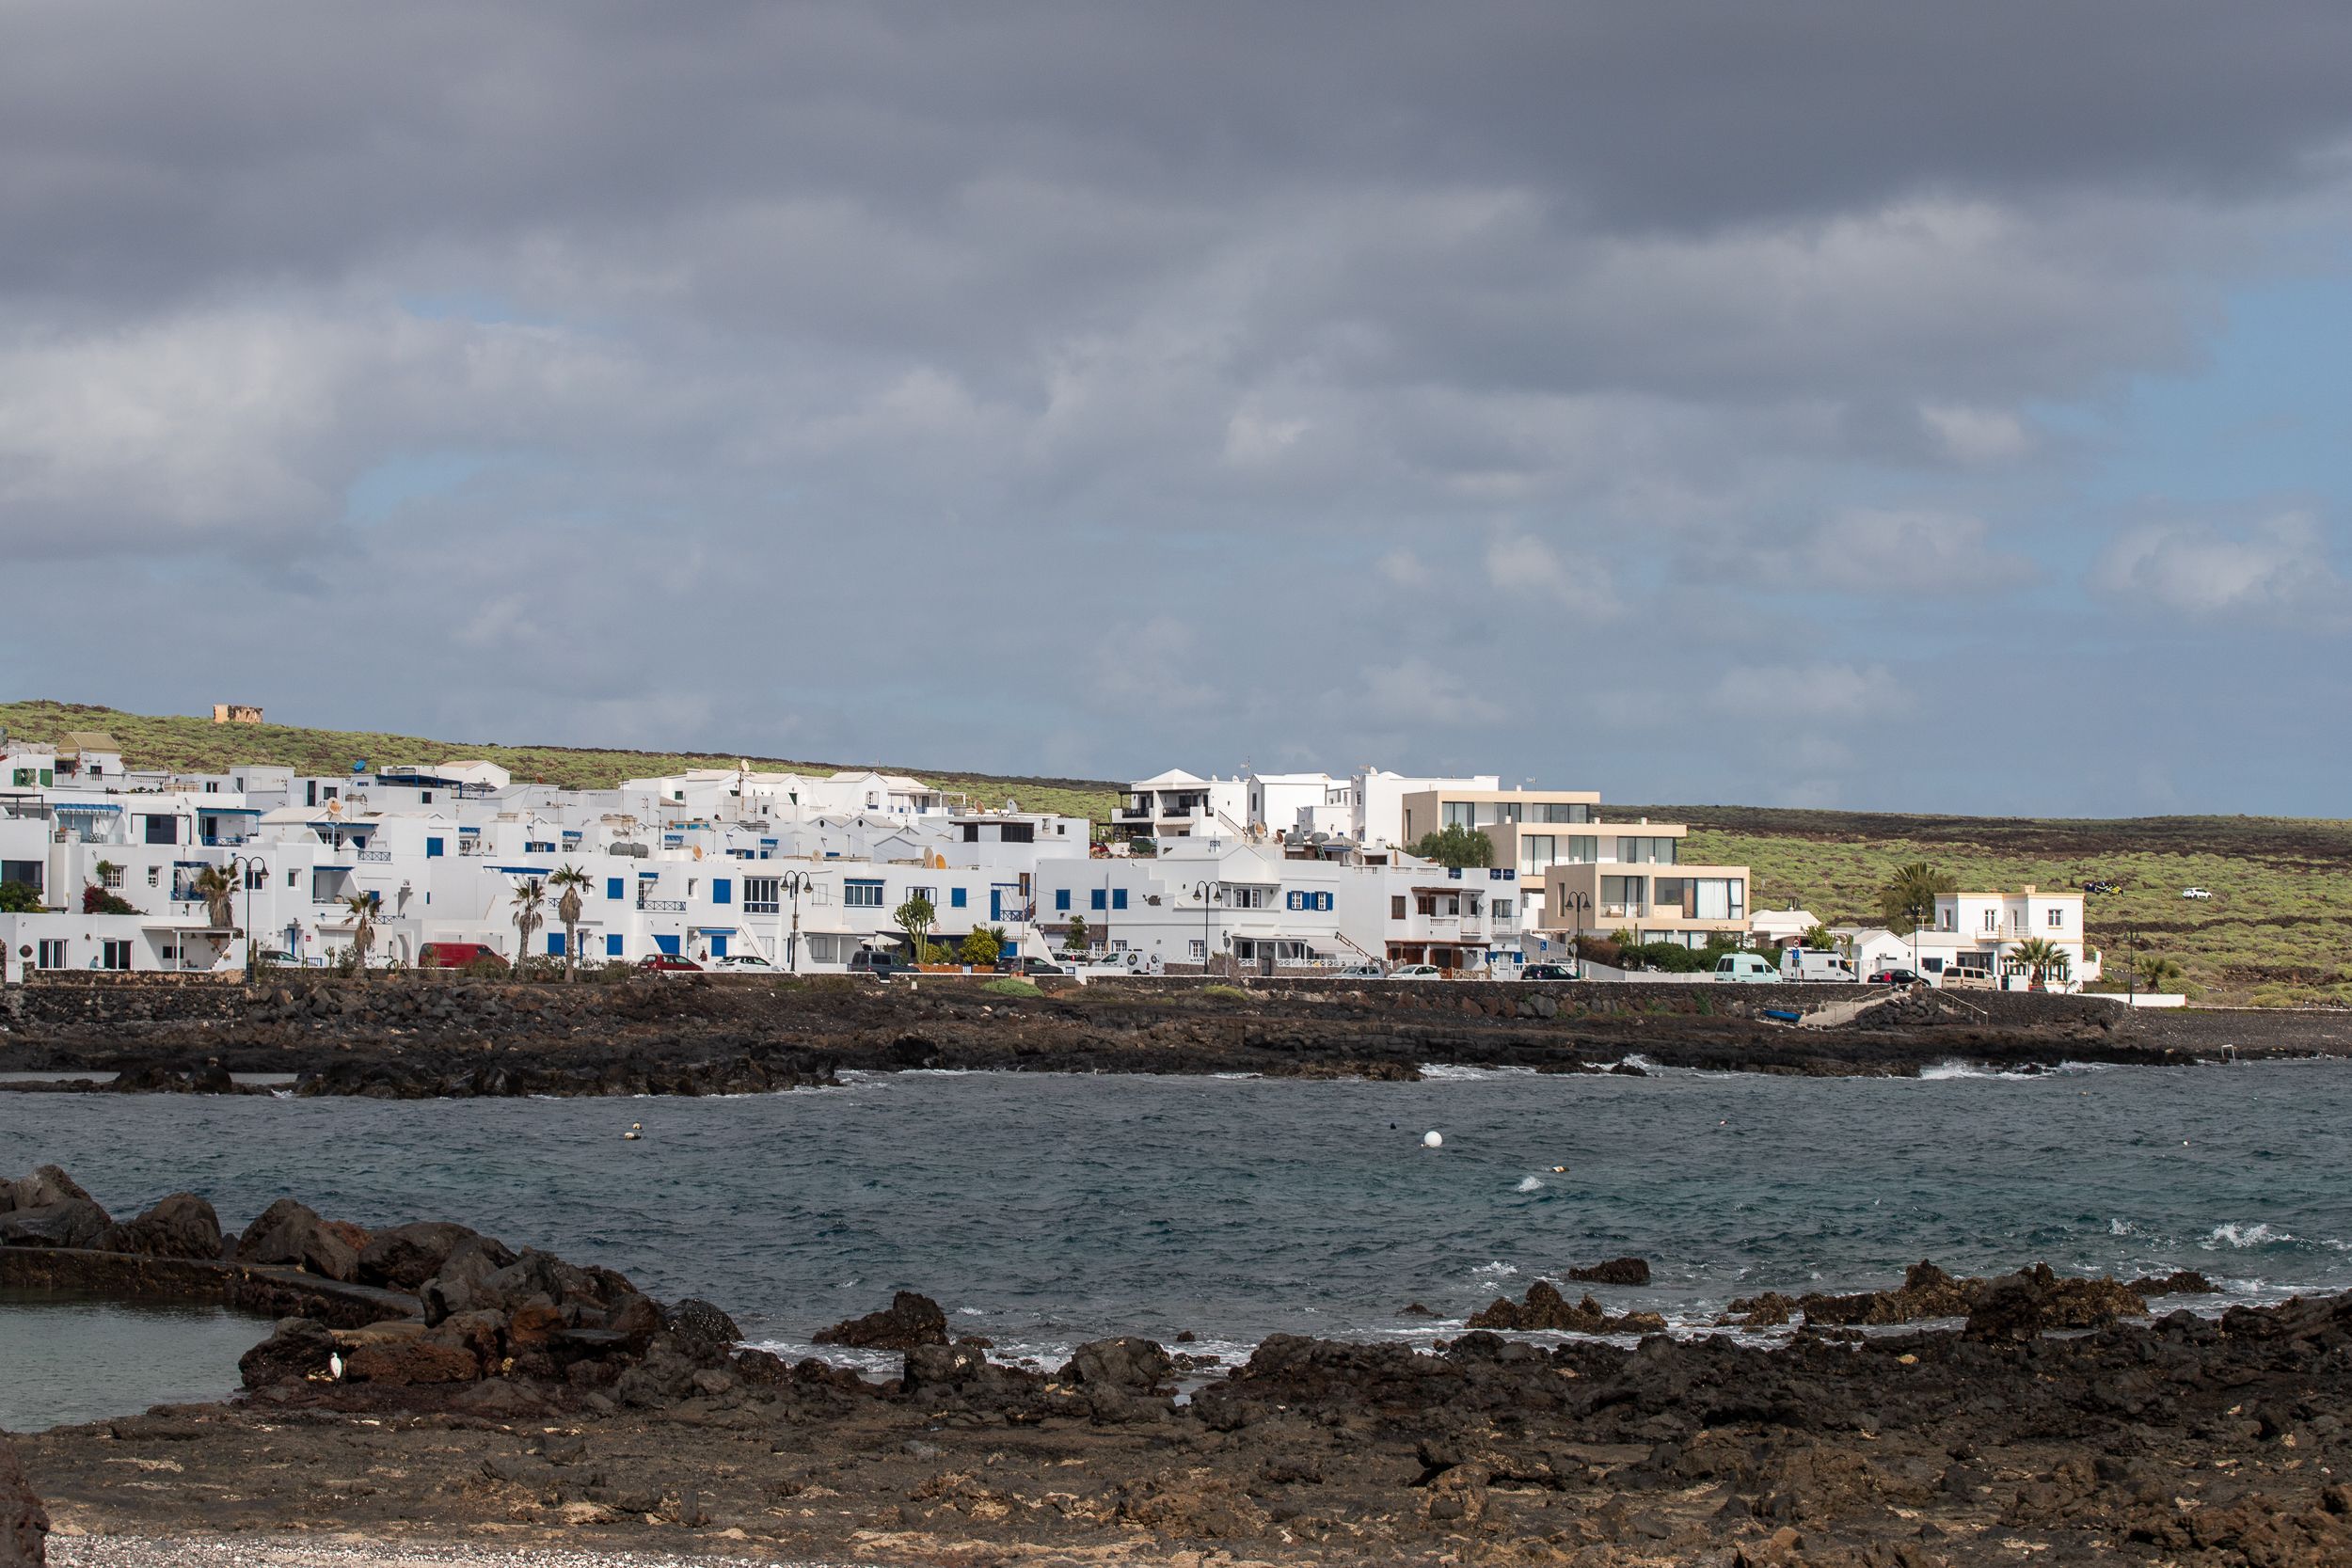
[848,948,903,980]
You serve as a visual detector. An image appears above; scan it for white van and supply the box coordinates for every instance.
[1780,947,1857,983]
[1714,953,1778,983]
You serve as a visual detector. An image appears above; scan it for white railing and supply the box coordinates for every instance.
[638,898,686,912]
[357,849,390,863]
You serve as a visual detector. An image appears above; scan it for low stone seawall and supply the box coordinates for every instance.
[0,1248,417,1328]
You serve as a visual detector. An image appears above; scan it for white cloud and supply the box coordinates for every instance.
[1919,403,2035,464]
[1710,663,1914,723]
[2089,510,2344,619]
[1483,531,1617,615]
[1360,657,1503,728]
[1802,508,2036,594]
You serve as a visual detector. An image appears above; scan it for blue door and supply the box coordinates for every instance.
[710,934,729,957]
[655,934,680,957]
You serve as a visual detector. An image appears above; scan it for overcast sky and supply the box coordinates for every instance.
[6,3,2350,814]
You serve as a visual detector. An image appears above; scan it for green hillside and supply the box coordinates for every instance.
[0,700,1120,826]
[1646,806,2352,1008]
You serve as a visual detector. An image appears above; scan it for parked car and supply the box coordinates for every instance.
[1713,953,1778,983]
[1519,962,1578,981]
[416,942,509,972]
[713,953,776,972]
[1867,967,1922,985]
[1336,962,1389,979]
[1390,963,1446,979]
[637,952,703,974]
[2181,887,2212,900]
[1020,957,1074,976]
[1939,965,1996,990]
[848,948,903,980]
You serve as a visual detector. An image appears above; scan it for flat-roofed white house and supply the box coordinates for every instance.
[1112,770,1248,843]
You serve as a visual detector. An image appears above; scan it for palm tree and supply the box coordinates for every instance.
[2007,936,2059,990]
[510,878,547,977]
[1879,862,1957,937]
[193,864,239,933]
[2137,954,2185,992]
[343,892,378,979]
[548,863,592,981]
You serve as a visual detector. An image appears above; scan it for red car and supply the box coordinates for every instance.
[637,953,704,974]
[415,942,509,972]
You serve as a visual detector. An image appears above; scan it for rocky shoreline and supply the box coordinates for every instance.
[2,974,2343,1099]
[8,1165,2352,1565]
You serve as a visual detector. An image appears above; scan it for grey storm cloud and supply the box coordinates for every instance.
[4,2,2352,813]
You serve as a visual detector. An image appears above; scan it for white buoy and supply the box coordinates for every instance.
[1422,1131,1443,1148]
[624,1121,644,1142]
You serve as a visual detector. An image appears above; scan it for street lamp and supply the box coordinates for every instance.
[226,851,268,982]
[1192,879,1222,979]
[1561,889,1592,978]
[780,871,816,974]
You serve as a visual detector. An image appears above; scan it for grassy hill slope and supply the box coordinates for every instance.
[0,700,1120,825]
[1640,806,2352,1007]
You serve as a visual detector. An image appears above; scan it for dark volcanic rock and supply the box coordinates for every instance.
[0,1432,47,1567]
[235,1197,360,1281]
[663,1298,742,1361]
[103,1193,223,1260]
[1062,1337,1174,1393]
[2132,1268,2219,1297]
[238,1317,338,1388]
[419,1235,521,1323]
[0,1198,113,1250]
[815,1291,949,1350]
[1799,1260,1977,1326]
[0,1165,90,1214]
[1965,1265,2146,1340]
[1468,1280,1666,1335]
[1567,1256,1652,1286]
[358,1221,480,1290]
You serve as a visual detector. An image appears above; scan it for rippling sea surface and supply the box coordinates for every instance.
[3,1058,2347,1413]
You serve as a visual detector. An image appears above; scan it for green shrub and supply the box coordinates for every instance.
[1203,983,1251,1001]
[981,977,1041,999]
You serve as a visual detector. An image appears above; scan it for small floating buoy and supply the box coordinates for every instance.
[624,1121,644,1142]
[1549,1164,1567,1174]
[1422,1131,1443,1148]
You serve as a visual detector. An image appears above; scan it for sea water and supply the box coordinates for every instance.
[2,1058,2346,1415]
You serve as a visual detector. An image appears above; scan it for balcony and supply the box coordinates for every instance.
[1599,902,1646,920]
[638,897,686,912]
[199,834,249,847]
[357,848,391,863]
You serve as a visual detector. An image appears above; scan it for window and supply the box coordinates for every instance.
[607,877,626,901]
[1056,889,1072,911]
[1601,875,1645,913]
[1565,835,1597,863]
[1493,898,1514,921]
[1983,910,1997,932]
[37,940,68,970]
[743,879,779,913]
[950,887,967,909]
[844,879,884,909]
[144,815,179,846]
[1416,894,1436,916]
[285,869,297,888]
[421,791,434,804]
[1441,800,1477,830]
[1189,939,1206,960]
[1617,836,1675,864]
[1111,889,1128,911]
[1391,895,1407,920]
[526,840,555,854]
[426,836,445,858]
[712,878,732,906]
[1523,834,1555,868]
[99,863,124,890]
[1000,821,1033,844]
[606,934,624,957]
[1534,801,1590,824]
[1090,889,1106,911]
[548,934,567,955]
[1287,891,1306,911]
[10,768,30,786]
[203,782,218,794]
[149,866,161,887]
[2047,908,2064,928]
[102,940,133,971]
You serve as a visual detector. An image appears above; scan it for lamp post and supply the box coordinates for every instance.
[1192,879,1222,979]
[227,851,268,982]
[781,871,815,974]
[1562,889,1591,978]
[2125,923,2138,1001]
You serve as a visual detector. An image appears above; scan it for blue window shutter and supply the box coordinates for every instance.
[1112,889,1127,910]
[1091,889,1106,911]
[713,878,732,905]
[425,836,444,858]
[655,934,680,956]
[605,934,623,957]
[951,887,967,909]
[1056,890,1071,911]
[607,878,624,900]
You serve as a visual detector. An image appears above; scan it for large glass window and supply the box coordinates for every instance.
[1600,875,1646,915]
[1523,834,1555,869]
[1441,800,1477,830]
[1617,836,1677,864]
[844,880,884,909]
[1534,802,1591,824]
[1565,835,1597,863]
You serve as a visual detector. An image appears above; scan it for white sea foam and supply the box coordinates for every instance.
[1472,1260,1519,1279]
[1515,1176,1545,1193]
[1418,1063,1536,1081]
[2203,1222,2295,1249]
[2108,1218,2137,1236]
